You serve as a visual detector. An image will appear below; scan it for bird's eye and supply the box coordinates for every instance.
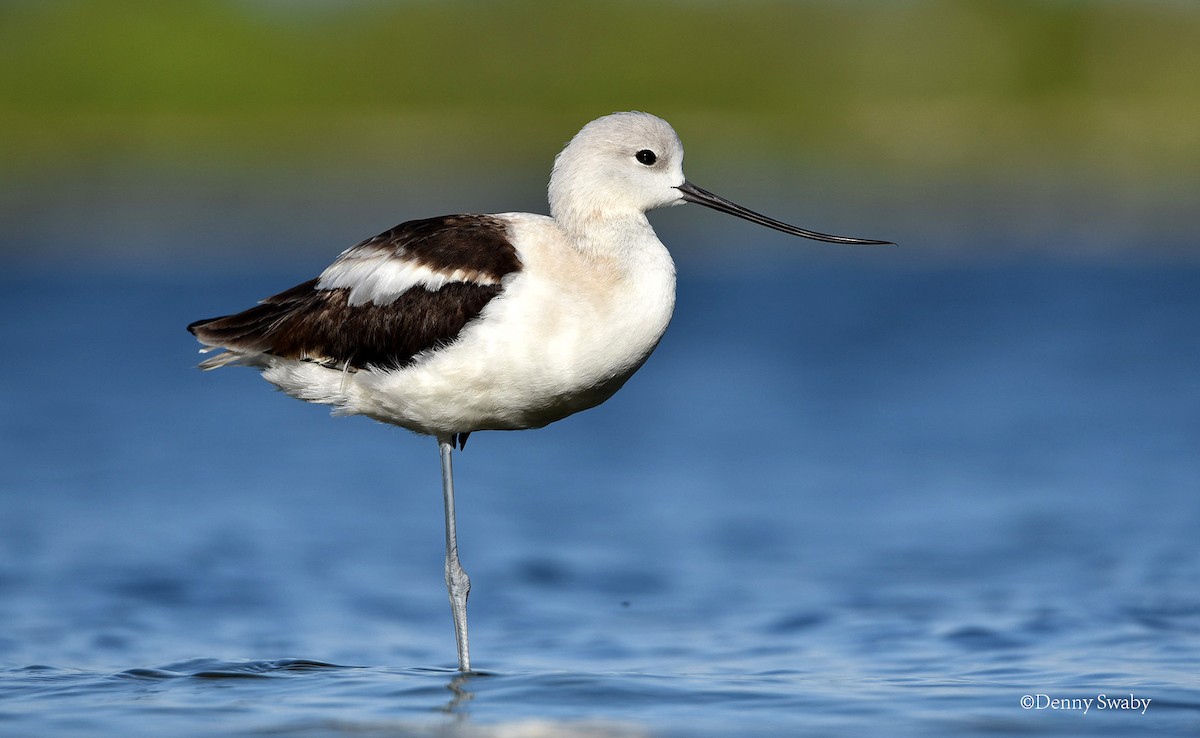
[635,149,657,166]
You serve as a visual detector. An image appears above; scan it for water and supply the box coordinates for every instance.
[1,260,1198,736]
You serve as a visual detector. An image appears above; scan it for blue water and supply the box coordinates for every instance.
[1,260,1198,736]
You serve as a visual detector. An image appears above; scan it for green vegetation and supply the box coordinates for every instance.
[1,0,1197,184]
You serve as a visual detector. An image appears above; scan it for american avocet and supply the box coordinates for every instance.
[188,111,889,672]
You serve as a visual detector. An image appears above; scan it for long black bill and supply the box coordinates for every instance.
[676,180,893,246]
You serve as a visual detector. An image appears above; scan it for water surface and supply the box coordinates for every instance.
[1,261,1197,736]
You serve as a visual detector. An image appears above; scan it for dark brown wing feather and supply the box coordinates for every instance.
[353,214,521,278]
[188,215,521,370]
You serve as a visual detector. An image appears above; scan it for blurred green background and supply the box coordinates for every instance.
[1,0,1197,267]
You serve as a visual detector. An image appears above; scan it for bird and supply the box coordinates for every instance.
[188,111,890,672]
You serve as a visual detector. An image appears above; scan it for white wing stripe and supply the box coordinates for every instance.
[317,252,501,306]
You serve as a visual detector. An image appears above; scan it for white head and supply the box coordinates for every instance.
[549,111,686,232]
[549,111,892,245]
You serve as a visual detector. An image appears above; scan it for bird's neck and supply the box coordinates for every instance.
[557,211,666,264]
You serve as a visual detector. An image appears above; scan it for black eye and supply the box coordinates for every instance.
[635,149,657,165]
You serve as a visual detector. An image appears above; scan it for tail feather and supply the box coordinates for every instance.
[188,306,283,352]
[196,348,257,370]
[187,279,320,369]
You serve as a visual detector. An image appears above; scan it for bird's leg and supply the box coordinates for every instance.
[439,435,472,672]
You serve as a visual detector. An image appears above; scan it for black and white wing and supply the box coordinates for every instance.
[188,215,522,371]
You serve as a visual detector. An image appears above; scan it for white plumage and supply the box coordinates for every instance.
[272,211,676,435]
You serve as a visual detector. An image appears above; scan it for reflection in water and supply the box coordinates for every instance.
[432,670,655,737]
[441,671,475,719]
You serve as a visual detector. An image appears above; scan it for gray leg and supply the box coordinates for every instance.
[439,436,472,672]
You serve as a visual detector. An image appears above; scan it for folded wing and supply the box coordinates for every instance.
[188,214,522,371]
